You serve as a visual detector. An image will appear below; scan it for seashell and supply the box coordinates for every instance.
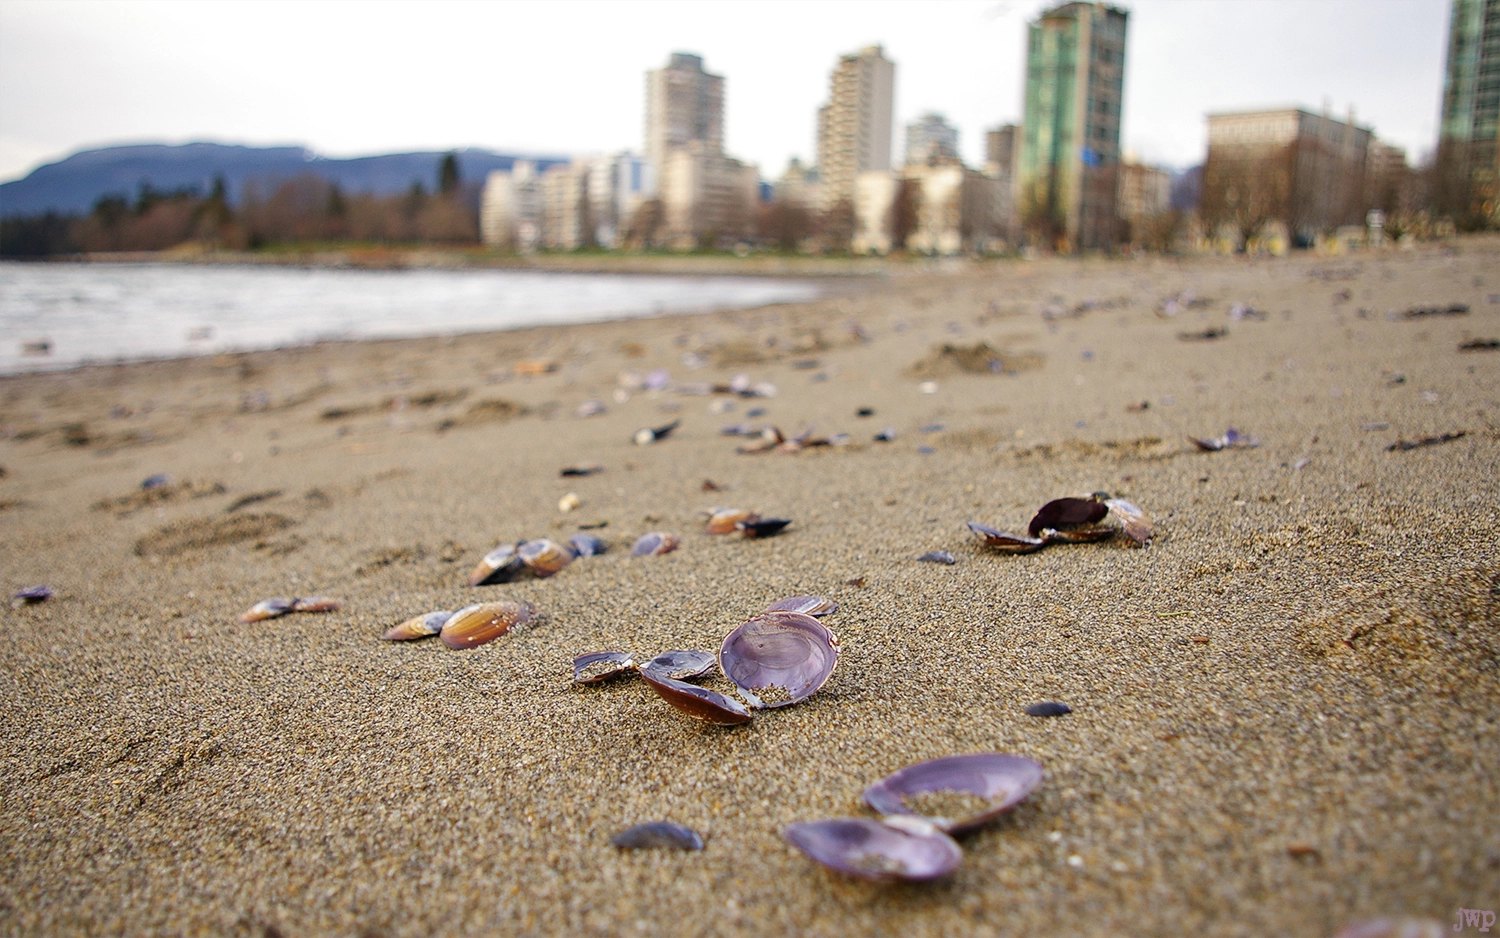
[382,610,451,641]
[517,539,573,578]
[630,532,679,557]
[639,649,716,681]
[718,611,838,709]
[560,463,604,477]
[861,753,1045,835]
[765,595,837,617]
[1104,498,1153,547]
[469,543,525,586]
[785,816,962,882]
[238,597,295,623]
[567,532,607,557]
[918,551,956,565]
[291,596,341,613]
[1024,701,1071,717]
[705,507,758,535]
[736,518,791,538]
[573,651,636,683]
[439,600,536,650]
[575,400,606,418]
[558,492,580,513]
[11,585,52,607]
[1191,427,1259,451]
[874,427,898,442]
[1028,497,1109,538]
[967,521,1047,553]
[610,821,704,850]
[640,669,752,725]
[1041,525,1114,544]
[633,419,680,445]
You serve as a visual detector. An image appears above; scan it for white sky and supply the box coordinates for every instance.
[0,0,1452,184]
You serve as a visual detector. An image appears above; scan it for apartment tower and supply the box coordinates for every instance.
[817,45,896,211]
[1435,0,1500,225]
[645,53,725,187]
[1016,2,1128,251]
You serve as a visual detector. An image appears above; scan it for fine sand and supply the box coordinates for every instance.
[1,242,1497,937]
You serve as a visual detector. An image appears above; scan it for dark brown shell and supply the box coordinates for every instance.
[1028,497,1108,538]
[967,521,1047,553]
[640,670,752,725]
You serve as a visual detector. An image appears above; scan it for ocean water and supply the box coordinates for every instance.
[0,262,822,375]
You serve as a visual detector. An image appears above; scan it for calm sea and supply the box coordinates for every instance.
[0,262,822,375]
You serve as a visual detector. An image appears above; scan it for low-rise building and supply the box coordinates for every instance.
[540,162,591,250]
[1117,159,1171,221]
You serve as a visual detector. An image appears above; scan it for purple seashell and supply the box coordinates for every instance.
[140,473,171,490]
[918,551,956,565]
[639,649,716,681]
[611,821,703,850]
[967,522,1046,554]
[573,651,636,684]
[862,753,1045,835]
[765,595,837,617]
[640,670,752,725]
[11,585,52,605]
[1024,701,1071,717]
[630,532,680,557]
[644,369,671,391]
[718,611,838,709]
[568,532,607,557]
[785,816,962,881]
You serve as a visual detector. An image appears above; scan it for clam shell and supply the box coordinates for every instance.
[736,518,791,538]
[705,507,758,535]
[785,816,962,881]
[518,538,573,577]
[764,595,838,617]
[469,543,525,586]
[291,596,341,613]
[718,611,839,709]
[382,610,451,642]
[1105,498,1153,547]
[1028,497,1109,538]
[640,670,752,725]
[11,585,52,606]
[439,600,536,650]
[573,650,636,683]
[238,597,295,623]
[1040,525,1114,544]
[630,532,680,557]
[967,521,1047,553]
[610,821,704,850]
[567,532,607,557]
[861,752,1044,835]
[639,649,716,681]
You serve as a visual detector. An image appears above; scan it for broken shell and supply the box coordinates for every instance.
[291,596,341,613]
[737,518,791,538]
[382,610,451,641]
[610,821,704,850]
[705,507,758,535]
[719,611,839,709]
[439,600,536,650]
[238,597,295,623]
[640,669,752,725]
[573,651,636,683]
[469,543,525,586]
[785,816,962,882]
[630,532,679,557]
[1028,497,1109,538]
[1104,498,1153,547]
[10,585,52,607]
[558,492,580,513]
[967,521,1047,553]
[567,532,607,557]
[1024,701,1071,717]
[634,419,681,445]
[639,648,716,681]
[1041,525,1115,544]
[862,753,1045,835]
[918,551,956,565]
[765,595,837,617]
[518,538,573,577]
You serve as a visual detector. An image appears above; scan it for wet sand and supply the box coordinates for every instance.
[1,241,1496,937]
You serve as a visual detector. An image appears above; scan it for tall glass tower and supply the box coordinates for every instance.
[1437,0,1500,226]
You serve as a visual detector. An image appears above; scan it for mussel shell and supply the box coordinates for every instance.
[630,532,680,557]
[705,507,758,535]
[1027,497,1109,538]
[737,518,791,538]
[639,649,716,681]
[239,597,295,623]
[518,538,573,577]
[12,585,52,604]
[1105,498,1153,547]
[610,821,704,850]
[573,650,636,683]
[291,596,342,613]
[567,532,607,557]
[785,816,962,882]
[718,611,839,709]
[469,543,525,586]
[1040,525,1114,544]
[439,600,536,650]
[764,595,838,617]
[382,610,451,641]
[640,670,752,725]
[967,521,1047,553]
[861,752,1045,835]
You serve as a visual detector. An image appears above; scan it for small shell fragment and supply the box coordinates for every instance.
[573,651,636,683]
[469,543,525,586]
[640,670,752,725]
[967,522,1046,553]
[705,507,758,535]
[785,816,962,882]
[382,610,451,641]
[10,585,52,607]
[918,551,956,565]
[1024,701,1072,717]
[737,518,791,538]
[611,821,704,850]
[518,538,573,577]
[765,595,837,617]
[634,420,681,445]
[719,611,839,709]
[1104,498,1153,547]
[238,598,295,623]
[558,492,581,513]
[639,649,716,681]
[862,753,1045,835]
[439,600,536,650]
[630,532,680,557]
[291,596,341,613]
[567,532,607,557]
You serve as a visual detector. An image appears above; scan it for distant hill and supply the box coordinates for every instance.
[0,143,570,218]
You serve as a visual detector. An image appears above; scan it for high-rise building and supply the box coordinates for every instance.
[480,161,542,251]
[1435,0,1499,226]
[645,53,724,189]
[817,45,896,211]
[1016,2,1128,251]
[905,113,960,166]
[985,124,1018,179]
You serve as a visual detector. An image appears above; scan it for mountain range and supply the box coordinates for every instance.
[0,143,569,218]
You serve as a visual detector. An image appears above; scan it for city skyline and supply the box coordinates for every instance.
[0,0,1451,185]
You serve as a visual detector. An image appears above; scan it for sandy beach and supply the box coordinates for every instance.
[1,241,1496,937]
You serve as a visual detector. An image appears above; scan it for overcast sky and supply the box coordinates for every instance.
[0,0,1452,184]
